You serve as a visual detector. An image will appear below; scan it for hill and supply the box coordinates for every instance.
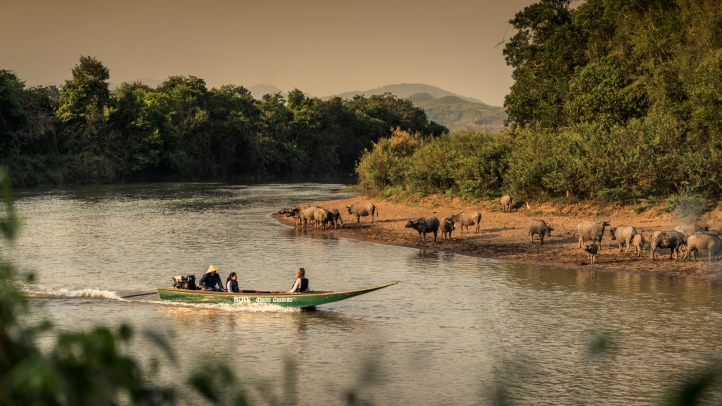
[405,93,506,133]
[247,84,284,98]
[330,83,486,104]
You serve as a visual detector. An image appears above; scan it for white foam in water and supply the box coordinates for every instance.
[144,300,302,313]
[22,285,300,312]
[22,286,125,301]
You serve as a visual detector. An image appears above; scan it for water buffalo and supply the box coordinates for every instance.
[584,243,599,264]
[675,223,706,236]
[528,219,553,244]
[681,232,722,262]
[313,207,329,230]
[405,217,440,243]
[325,208,343,229]
[707,219,722,235]
[609,225,638,254]
[650,230,687,260]
[452,211,481,234]
[299,206,321,227]
[632,234,645,257]
[500,195,512,213]
[440,216,456,240]
[279,207,302,226]
[346,202,378,223]
[577,220,610,250]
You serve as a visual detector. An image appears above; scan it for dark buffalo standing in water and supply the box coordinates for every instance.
[577,220,610,250]
[528,219,553,244]
[346,203,378,223]
[405,217,440,243]
[452,211,481,234]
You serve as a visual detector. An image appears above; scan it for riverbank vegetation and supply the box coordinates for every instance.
[357,0,722,207]
[0,59,446,186]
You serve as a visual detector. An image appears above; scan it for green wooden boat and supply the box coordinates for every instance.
[156,282,398,310]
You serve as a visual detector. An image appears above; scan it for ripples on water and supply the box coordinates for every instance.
[7,182,722,405]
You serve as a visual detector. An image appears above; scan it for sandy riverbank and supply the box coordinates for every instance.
[273,195,722,280]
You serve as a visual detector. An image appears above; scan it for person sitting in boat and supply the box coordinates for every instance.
[199,265,225,291]
[287,268,309,293]
[226,272,239,293]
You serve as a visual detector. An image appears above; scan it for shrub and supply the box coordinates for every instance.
[661,193,708,218]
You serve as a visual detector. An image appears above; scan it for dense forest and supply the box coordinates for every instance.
[357,0,722,204]
[0,57,446,186]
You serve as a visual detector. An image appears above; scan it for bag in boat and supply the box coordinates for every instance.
[172,275,197,290]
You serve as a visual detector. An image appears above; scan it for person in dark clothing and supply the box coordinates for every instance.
[199,265,225,291]
[226,272,239,293]
[287,268,309,293]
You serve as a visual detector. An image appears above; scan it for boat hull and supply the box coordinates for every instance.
[156,282,398,309]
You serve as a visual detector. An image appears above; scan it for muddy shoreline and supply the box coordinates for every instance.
[273,196,722,281]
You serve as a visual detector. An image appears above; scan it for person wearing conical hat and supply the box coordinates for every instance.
[199,265,225,291]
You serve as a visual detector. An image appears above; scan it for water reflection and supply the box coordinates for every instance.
[13,183,722,405]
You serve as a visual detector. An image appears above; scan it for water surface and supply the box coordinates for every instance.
[8,183,722,405]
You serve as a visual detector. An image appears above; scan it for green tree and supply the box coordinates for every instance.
[56,56,111,155]
[108,82,184,177]
[502,0,582,129]
[155,76,211,176]
[0,71,26,157]
[207,85,259,176]
[565,55,646,129]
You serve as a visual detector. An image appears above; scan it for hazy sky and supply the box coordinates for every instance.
[1,0,535,106]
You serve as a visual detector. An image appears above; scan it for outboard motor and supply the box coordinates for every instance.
[172,275,196,290]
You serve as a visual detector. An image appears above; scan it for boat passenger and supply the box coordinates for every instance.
[226,272,239,293]
[199,265,225,291]
[287,268,309,293]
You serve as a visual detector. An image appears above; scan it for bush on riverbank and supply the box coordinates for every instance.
[356,114,722,205]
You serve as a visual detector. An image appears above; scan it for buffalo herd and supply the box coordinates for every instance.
[279,203,378,230]
[280,195,722,263]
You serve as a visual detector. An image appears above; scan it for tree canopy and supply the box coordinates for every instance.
[0,58,447,185]
[503,0,722,134]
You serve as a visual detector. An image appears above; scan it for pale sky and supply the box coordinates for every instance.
[0,0,536,106]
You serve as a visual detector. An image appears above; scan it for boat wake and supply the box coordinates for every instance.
[21,286,301,312]
[145,300,302,313]
[22,286,125,301]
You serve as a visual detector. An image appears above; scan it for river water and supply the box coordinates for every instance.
[6,183,722,405]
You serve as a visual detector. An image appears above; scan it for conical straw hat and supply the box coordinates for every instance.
[206,265,218,274]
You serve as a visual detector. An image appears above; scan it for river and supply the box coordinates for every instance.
[7,182,722,405]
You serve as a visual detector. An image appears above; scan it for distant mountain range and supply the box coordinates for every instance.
[329,83,485,104]
[406,93,506,133]
[247,84,285,98]
[329,83,506,133]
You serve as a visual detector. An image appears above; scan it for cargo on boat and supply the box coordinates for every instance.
[156,282,398,309]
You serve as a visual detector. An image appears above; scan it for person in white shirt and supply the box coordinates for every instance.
[226,272,239,293]
[287,268,309,293]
